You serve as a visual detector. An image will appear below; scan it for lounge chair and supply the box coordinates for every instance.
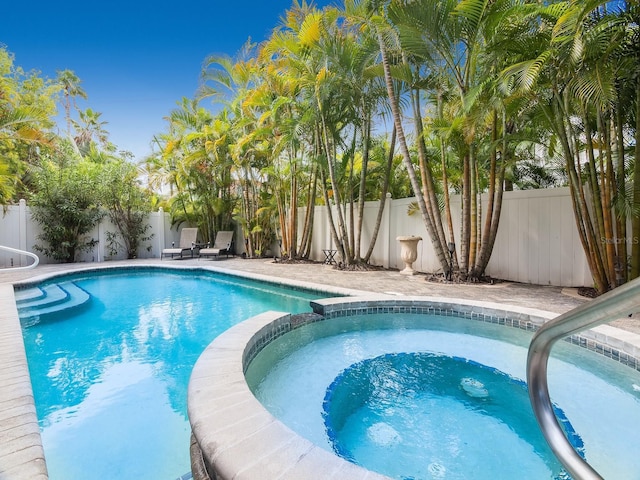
[161,228,199,259]
[199,231,234,260]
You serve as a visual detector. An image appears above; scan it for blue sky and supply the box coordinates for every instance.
[3,0,334,161]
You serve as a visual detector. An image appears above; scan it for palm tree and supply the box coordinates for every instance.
[200,47,276,255]
[260,2,327,260]
[245,50,312,258]
[501,0,637,292]
[56,70,87,137]
[152,97,237,243]
[1,48,58,202]
[71,108,110,154]
[275,3,392,266]
[389,0,516,280]
[0,105,54,202]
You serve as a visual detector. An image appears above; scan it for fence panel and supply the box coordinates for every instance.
[1,188,593,286]
[304,187,592,287]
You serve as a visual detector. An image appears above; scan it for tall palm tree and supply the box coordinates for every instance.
[261,2,343,260]
[201,49,277,254]
[279,3,392,266]
[501,0,637,292]
[71,108,110,155]
[261,4,352,261]
[388,0,514,279]
[56,70,87,137]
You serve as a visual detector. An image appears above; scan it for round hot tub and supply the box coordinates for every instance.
[189,297,640,480]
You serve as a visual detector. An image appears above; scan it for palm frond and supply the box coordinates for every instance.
[500,51,551,93]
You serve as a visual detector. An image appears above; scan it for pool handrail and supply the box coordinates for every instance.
[0,244,39,271]
[527,276,640,480]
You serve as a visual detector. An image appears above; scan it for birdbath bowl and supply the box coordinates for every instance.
[396,235,422,275]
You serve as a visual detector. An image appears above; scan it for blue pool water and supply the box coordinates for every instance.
[324,352,580,479]
[247,313,640,479]
[18,268,322,480]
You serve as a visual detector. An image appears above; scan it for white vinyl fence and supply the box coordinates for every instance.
[1,187,594,287]
[304,187,593,287]
[0,200,176,266]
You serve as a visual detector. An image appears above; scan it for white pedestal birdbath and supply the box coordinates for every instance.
[396,236,422,275]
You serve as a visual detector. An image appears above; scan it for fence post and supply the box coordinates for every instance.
[383,193,392,268]
[157,208,165,258]
[18,199,27,266]
[97,221,105,262]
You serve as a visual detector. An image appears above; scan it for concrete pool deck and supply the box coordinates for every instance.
[2,257,640,479]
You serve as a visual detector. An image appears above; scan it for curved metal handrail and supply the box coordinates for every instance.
[527,276,640,480]
[0,244,39,271]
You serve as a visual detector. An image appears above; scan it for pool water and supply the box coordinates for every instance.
[19,269,322,480]
[324,352,579,479]
[246,313,640,479]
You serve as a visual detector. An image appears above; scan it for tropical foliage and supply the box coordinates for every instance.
[499,0,639,292]
[101,161,153,259]
[144,0,637,294]
[2,0,638,294]
[0,49,58,204]
[30,152,105,262]
[1,46,154,261]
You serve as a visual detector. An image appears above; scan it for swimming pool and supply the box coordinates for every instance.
[16,267,325,480]
[190,297,640,480]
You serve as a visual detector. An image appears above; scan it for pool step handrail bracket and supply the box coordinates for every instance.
[527,276,640,480]
[0,244,39,271]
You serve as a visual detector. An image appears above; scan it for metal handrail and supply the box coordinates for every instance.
[527,276,640,480]
[0,245,39,271]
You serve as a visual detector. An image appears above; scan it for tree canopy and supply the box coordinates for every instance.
[0,46,153,261]
[2,0,638,292]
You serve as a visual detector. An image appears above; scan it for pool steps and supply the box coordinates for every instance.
[15,282,91,320]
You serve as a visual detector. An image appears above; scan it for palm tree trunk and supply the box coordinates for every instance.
[288,146,299,258]
[460,151,471,278]
[472,110,508,278]
[355,109,371,262]
[584,116,606,258]
[348,129,357,260]
[319,165,344,263]
[64,92,72,137]
[614,101,627,282]
[557,100,608,292]
[630,80,640,279]
[469,147,478,271]
[411,86,449,257]
[299,164,318,259]
[377,31,449,272]
[364,126,396,263]
[319,111,350,264]
[596,111,618,288]
[437,91,457,270]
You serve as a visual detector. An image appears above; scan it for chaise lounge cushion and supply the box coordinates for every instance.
[199,231,234,259]
[162,227,198,259]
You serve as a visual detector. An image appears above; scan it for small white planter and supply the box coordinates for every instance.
[396,235,422,275]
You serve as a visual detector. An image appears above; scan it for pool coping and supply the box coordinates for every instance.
[188,296,640,480]
[0,283,48,479]
[2,263,640,479]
